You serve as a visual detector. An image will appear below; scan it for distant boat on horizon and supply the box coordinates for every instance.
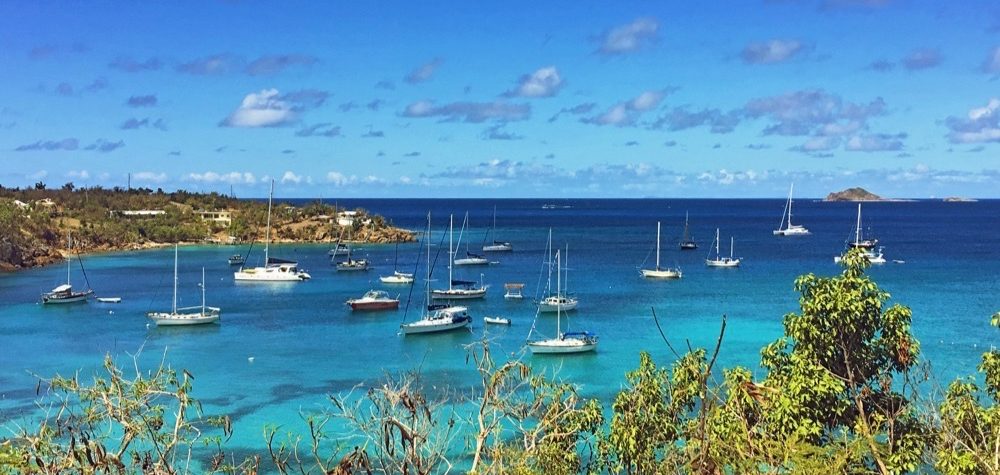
[482,205,513,252]
[679,212,697,250]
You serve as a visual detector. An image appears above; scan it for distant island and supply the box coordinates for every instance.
[943,196,978,202]
[824,187,884,202]
[0,184,413,271]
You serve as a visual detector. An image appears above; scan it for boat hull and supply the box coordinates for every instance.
[42,291,92,304]
[234,268,310,281]
[679,242,697,250]
[538,299,577,312]
[484,317,510,325]
[379,275,414,284]
[349,300,400,311]
[431,288,487,300]
[528,338,597,354]
[336,265,369,272]
[640,269,682,279]
[400,318,471,334]
[454,258,489,266]
[482,244,512,252]
[706,259,740,268]
[147,311,220,326]
[773,228,810,236]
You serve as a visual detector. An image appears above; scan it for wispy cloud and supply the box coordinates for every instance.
[126,94,157,107]
[84,139,125,153]
[502,66,564,98]
[481,124,523,140]
[404,58,443,84]
[740,39,805,64]
[583,89,671,127]
[295,123,341,138]
[15,138,79,152]
[650,107,740,133]
[401,100,530,123]
[594,17,659,55]
[109,56,163,72]
[120,118,167,130]
[548,102,597,122]
[982,46,1000,74]
[176,53,243,75]
[245,54,318,76]
[845,133,906,151]
[186,171,257,184]
[901,48,942,70]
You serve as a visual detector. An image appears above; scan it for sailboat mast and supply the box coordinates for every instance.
[201,267,206,313]
[730,237,734,260]
[425,213,431,307]
[788,183,794,226]
[655,221,661,269]
[555,249,561,336]
[715,229,721,257]
[564,244,569,295]
[855,203,862,244]
[172,244,178,314]
[265,180,273,264]
[66,231,71,285]
[448,214,454,291]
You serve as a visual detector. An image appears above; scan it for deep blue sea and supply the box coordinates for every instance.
[1,198,998,462]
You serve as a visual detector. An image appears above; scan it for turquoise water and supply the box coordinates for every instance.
[1,198,998,461]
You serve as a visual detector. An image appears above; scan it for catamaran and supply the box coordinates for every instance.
[41,232,93,304]
[147,245,220,326]
[482,205,513,252]
[641,221,682,279]
[835,203,886,264]
[431,214,488,300]
[527,249,597,354]
[773,183,810,236]
[706,229,741,268]
[679,212,697,250]
[234,180,311,282]
[401,213,473,335]
[538,231,578,312]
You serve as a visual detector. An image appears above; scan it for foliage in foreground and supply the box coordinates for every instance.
[1,249,998,474]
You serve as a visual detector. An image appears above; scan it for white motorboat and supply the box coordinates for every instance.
[42,232,93,305]
[147,246,221,326]
[484,316,511,325]
[432,214,488,300]
[528,248,597,354]
[482,206,513,252]
[234,181,311,282]
[380,270,415,284]
[327,243,350,256]
[773,183,810,236]
[640,221,682,279]
[401,212,473,335]
[97,297,122,303]
[706,229,741,268]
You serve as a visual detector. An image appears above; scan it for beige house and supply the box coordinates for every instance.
[197,209,232,227]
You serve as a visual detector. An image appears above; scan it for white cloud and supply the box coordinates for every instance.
[280,171,302,184]
[187,171,257,184]
[741,39,804,64]
[220,89,296,127]
[584,89,669,127]
[326,171,358,186]
[596,17,659,55]
[505,66,563,98]
[133,171,168,183]
[946,98,1000,144]
[66,170,90,180]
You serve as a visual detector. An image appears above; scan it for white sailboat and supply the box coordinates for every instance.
[482,205,513,252]
[401,213,473,335]
[705,229,741,268]
[41,232,93,304]
[380,242,415,284]
[773,183,810,236]
[539,231,578,312]
[335,239,370,271]
[454,213,490,265]
[640,221,682,279]
[527,249,597,354]
[431,214,488,300]
[147,245,220,326]
[835,203,885,264]
[234,180,311,282]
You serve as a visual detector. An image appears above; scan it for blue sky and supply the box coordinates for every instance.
[2,0,999,198]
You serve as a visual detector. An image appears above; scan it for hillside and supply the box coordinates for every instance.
[824,187,883,202]
[0,184,413,271]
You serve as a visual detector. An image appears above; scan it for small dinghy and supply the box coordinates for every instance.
[97,297,122,303]
[483,316,511,325]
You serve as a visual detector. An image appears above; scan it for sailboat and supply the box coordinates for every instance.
[147,245,220,326]
[482,205,513,252]
[679,212,697,250]
[527,248,597,354]
[538,231,578,312]
[335,236,370,271]
[234,180,311,282]
[454,213,489,265]
[773,183,810,236]
[640,221,682,279]
[705,229,740,268]
[431,214,488,300]
[401,213,473,335]
[834,203,885,264]
[379,242,414,283]
[41,232,93,304]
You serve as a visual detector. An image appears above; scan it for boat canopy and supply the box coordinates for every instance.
[504,283,525,289]
[51,284,72,293]
[267,257,297,265]
[427,303,449,311]
[563,331,596,338]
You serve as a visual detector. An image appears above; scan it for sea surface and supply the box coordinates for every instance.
[1,198,998,463]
